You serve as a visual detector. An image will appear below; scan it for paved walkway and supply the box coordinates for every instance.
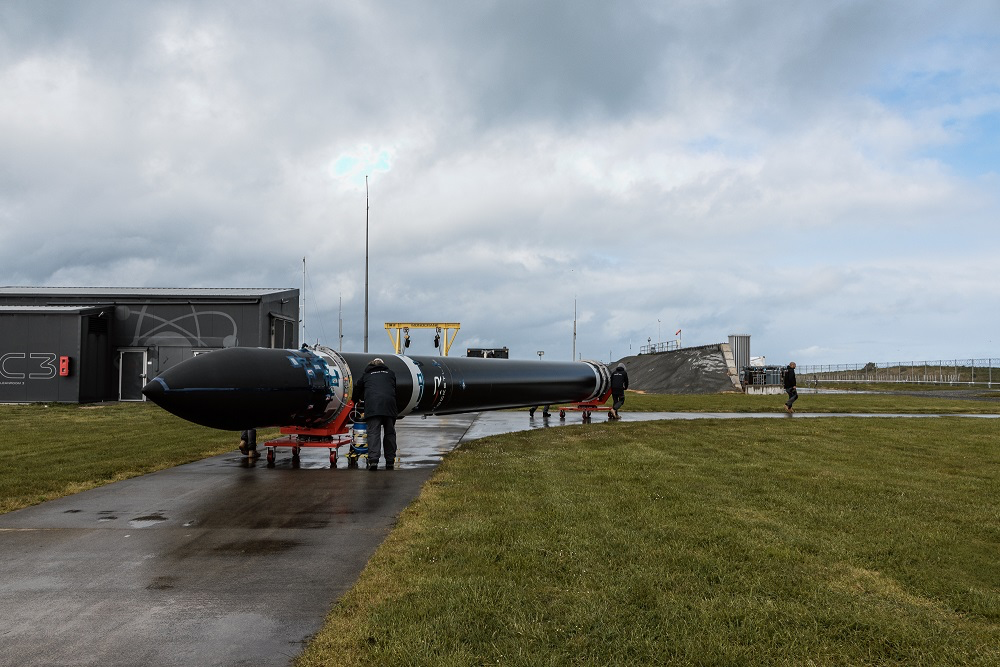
[1,410,996,666]
[0,416,471,667]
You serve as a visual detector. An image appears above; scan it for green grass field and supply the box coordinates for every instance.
[0,402,278,514]
[298,416,1000,666]
[612,390,1000,414]
[2,394,999,665]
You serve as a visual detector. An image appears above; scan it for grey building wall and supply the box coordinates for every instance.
[0,306,112,403]
[0,288,298,403]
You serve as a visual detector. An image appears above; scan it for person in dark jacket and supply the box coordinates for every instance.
[609,363,629,420]
[352,358,398,470]
[783,362,798,413]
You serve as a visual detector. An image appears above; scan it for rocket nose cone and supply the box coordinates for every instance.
[141,377,167,403]
[137,346,340,431]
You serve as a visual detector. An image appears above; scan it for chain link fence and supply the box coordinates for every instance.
[798,359,999,387]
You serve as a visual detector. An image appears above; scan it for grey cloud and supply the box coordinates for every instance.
[3,1,1000,364]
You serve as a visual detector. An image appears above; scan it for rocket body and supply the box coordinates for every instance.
[142,346,611,431]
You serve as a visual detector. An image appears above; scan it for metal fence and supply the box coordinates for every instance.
[798,358,1000,387]
[639,340,680,355]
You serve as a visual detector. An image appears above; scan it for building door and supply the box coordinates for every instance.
[119,349,147,401]
[270,315,296,348]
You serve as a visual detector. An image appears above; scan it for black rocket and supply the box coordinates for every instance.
[142,345,611,431]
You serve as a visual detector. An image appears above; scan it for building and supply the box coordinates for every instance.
[466,347,509,358]
[0,287,298,403]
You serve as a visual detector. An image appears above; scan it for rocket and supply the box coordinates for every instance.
[141,345,611,431]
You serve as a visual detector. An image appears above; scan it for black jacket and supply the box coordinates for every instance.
[611,367,629,395]
[783,367,797,390]
[353,363,398,417]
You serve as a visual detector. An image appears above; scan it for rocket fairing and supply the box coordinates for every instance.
[141,345,611,431]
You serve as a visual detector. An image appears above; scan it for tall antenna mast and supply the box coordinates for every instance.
[572,297,577,361]
[364,175,369,353]
[301,256,306,346]
[339,294,343,351]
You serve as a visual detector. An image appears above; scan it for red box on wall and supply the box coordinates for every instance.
[59,356,70,377]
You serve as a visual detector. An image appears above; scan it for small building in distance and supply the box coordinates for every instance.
[466,347,509,358]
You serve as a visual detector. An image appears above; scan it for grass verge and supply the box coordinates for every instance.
[0,402,276,514]
[592,390,1000,414]
[297,417,1000,666]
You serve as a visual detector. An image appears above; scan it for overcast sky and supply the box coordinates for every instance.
[2,1,998,366]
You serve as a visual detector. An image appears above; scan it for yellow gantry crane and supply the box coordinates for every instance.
[385,322,461,356]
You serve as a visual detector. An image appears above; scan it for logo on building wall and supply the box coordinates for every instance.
[0,352,57,382]
[117,305,241,348]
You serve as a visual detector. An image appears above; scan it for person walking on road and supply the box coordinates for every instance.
[238,428,257,458]
[528,405,551,419]
[352,358,399,470]
[784,361,798,413]
[609,363,629,420]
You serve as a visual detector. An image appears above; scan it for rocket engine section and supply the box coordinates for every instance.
[142,345,611,431]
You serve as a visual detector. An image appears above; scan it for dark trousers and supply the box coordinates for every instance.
[612,393,625,412]
[240,429,257,452]
[785,387,798,408]
[366,415,397,464]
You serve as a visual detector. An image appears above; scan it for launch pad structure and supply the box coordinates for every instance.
[385,322,461,355]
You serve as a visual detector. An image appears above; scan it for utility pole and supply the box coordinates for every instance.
[301,256,306,345]
[364,175,369,353]
[572,298,577,361]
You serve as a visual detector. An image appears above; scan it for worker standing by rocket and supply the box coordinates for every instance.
[352,358,399,470]
[609,363,629,420]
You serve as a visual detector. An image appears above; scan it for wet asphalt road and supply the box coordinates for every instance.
[2,410,997,666]
[0,414,475,667]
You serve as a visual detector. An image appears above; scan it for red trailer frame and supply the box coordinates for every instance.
[261,400,356,468]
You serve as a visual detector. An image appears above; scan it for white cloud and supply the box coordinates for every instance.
[1,1,999,365]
